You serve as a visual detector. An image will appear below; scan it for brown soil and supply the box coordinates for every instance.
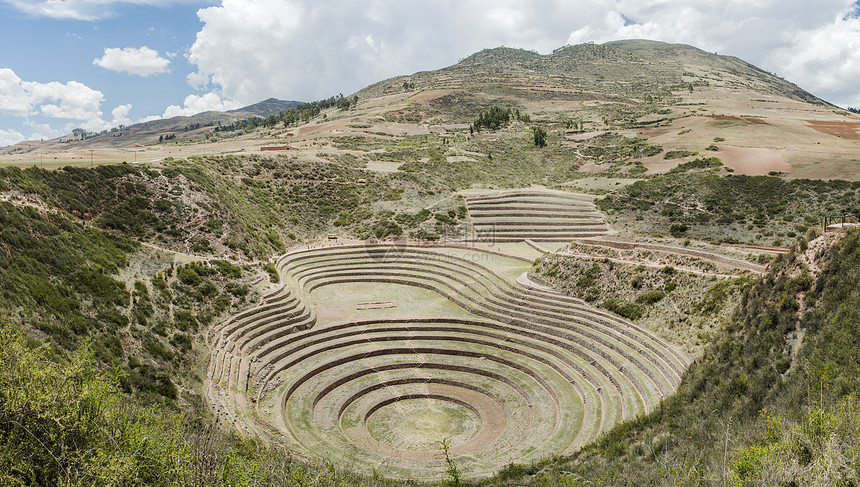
[804,120,860,140]
[315,304,353,323]
[710,115,769,125]
[717,145,792,175]
[429,383,507,456]
[577,162,607,173]
[642,160,681,174]
[638,128,673,137]
[355,301,396,310]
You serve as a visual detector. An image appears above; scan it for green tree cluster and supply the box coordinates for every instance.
[215,93,360,133]
[533,126,547,147]
[472,106,512,131]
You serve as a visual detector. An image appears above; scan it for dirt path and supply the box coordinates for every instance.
[0,192,57,215]
[140,241,263,266]
[573,238,767,274]
[556,250,748,278]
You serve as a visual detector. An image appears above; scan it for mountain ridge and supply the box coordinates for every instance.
[0,98,303,152]
[357,39,828,107]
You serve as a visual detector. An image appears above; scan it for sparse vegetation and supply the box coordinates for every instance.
[490,230,860,485]
[598,172,860,244]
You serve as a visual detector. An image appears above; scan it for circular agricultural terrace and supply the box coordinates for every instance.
[207,242,689,479]
[463,190,611,242]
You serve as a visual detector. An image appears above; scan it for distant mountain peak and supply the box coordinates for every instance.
[229,98,303,117]
[360,40,827,107]
[457,46,542,66]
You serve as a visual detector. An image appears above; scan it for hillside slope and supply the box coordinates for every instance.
[486,229,860,485]
[0,98,301,152]
[361,40,826,106]
[4,40,859,179]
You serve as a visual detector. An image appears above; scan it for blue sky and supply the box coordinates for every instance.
[0,1,214,144]
[2,0,860,147]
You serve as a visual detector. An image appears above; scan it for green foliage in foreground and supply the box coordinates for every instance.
[0,321,417,487]
[0,201,134,351]
[732,399,860,486]
[0,199,259,404]
[600,172,860,227]
[1,157,413,258]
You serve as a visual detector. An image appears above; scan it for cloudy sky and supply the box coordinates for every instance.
[1,0,859,147]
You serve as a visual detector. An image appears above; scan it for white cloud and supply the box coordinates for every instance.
[556,0,860,105]
[0,69,32,117]
[0,68,241,140]
[186,71,210,90]
[0,68,144,139]
[5,0,860,142]
[560,1,854,60]
[0,68,105,121]
[185,0,609,104]
[5,0,196,21]
[67,103,139,132]
[772,14,860,108]
[161,93,241,118]
[0,128,25,147]
[25,120,64,141]
[93,46,170,77]
[183,0,860,108]
[110,104,133,126]
[31,81,104,120]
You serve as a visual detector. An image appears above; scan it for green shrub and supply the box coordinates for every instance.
[373,218,403,239]
[668,157,722,173]
[663,150,699,160]
[169,333,192,353]
[604,298,643,320]
[173,310,198,332]
[669,223,689,237]
[225,282,249,298]
[696,277,753,315]
[177,267,201,286]
[473,106,512,131]
[533,126,547,147]
[69,268,130,307]
[262,263,280,284]
[635,289,665,305]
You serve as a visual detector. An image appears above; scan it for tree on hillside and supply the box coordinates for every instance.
[533,126,547,147]
[473,106,512,131]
